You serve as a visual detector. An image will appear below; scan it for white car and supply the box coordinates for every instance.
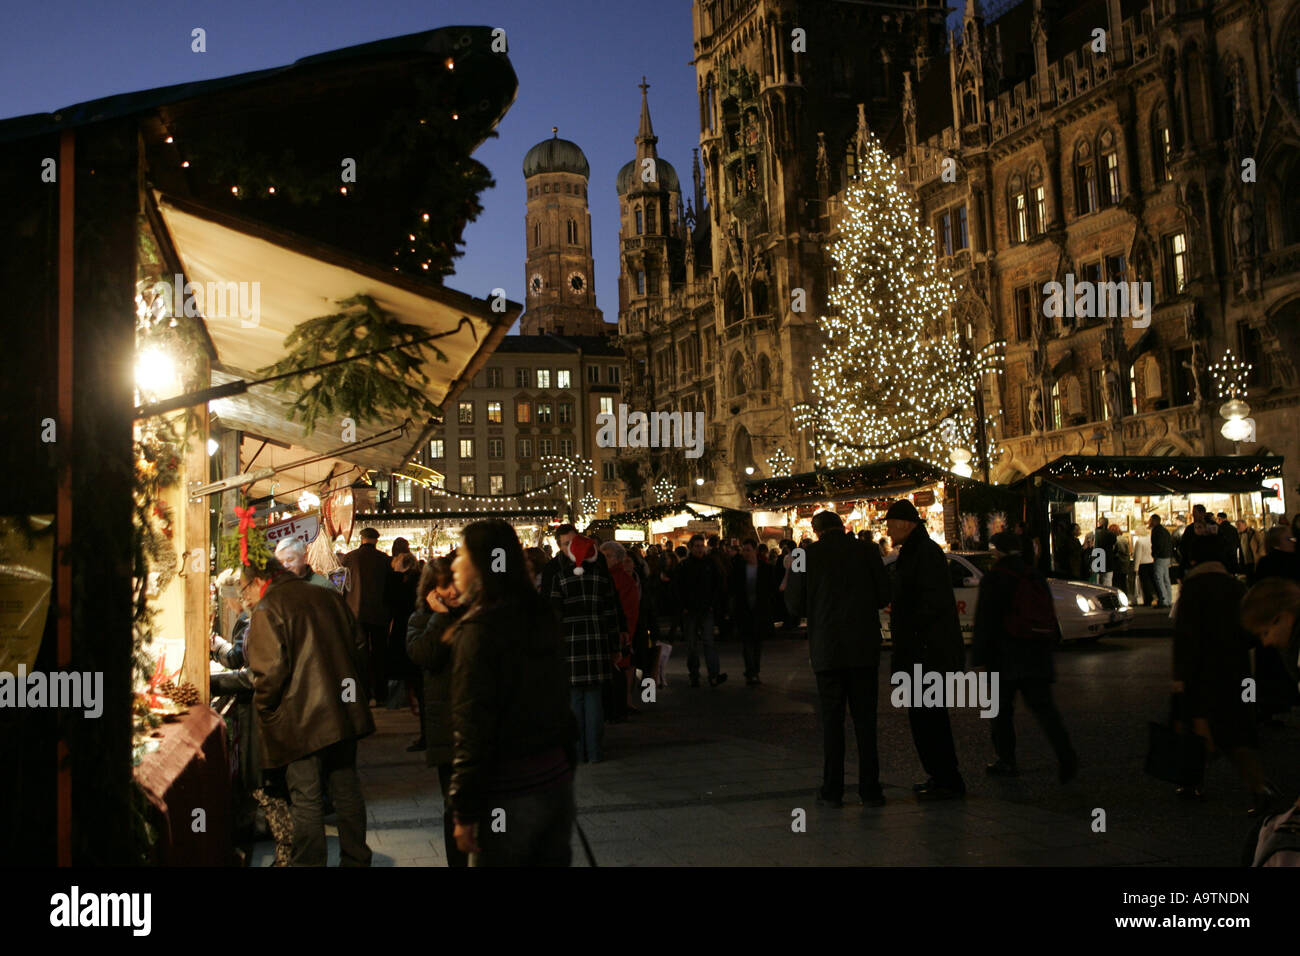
[880,551,1133,644]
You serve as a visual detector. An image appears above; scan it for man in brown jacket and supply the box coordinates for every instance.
[245,554,376,866]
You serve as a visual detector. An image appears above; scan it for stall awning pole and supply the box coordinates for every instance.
[56,128,74,868]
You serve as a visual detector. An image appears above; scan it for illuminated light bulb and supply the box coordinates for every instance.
[181,160,190,168]
[268,186,276,194]
[164,136,174,144]
[340,187,348,195]
[231,186,239,195]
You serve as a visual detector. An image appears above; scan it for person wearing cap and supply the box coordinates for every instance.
[343,528,394,705]
[549,531,622,762]
[974,532,1078,782]
[885,498,966,800]
[784,510,890,807]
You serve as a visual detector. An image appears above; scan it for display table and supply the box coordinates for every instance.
[134,704,233,866]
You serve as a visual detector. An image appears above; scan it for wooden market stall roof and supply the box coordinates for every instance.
[744,458,952,509]
[584,500,741,532]
[1017,455,1286,496]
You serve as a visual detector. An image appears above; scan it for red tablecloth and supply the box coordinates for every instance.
[134,704,232,866]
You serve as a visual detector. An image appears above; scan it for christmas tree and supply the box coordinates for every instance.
[795,124,998,471]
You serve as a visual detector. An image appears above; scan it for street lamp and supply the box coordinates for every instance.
[949,446,973,478]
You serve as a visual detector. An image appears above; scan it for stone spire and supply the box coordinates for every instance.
[634,76,663,191]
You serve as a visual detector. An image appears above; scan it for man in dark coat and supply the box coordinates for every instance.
[675,534,728,687]
[1217,512,1241,573]
[1092,518,1116,586]
[731,539,780,685]
[785,511,890,807]
[1149,514,1173,607]
[343,528,394,705]
[885,499,966,799]
[973,533,1078,782]
[245,555,375,866]
[1180,505,1222,570]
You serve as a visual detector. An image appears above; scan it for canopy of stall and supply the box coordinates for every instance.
[1020,455,1286,496]
[744,459,951,509]
[157,193,517,474]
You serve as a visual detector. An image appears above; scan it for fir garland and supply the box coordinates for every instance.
[258,293,447,434]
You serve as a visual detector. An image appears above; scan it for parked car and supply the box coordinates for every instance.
[880,550,1133,644]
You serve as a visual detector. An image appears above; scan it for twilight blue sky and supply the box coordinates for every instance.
[0,0,703,328]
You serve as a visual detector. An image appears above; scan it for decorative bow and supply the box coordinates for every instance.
[234,505,256,565]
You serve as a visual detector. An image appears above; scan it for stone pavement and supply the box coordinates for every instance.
[251,623,1300,867]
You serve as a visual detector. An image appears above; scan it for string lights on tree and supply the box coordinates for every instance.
[792,122,1000,471]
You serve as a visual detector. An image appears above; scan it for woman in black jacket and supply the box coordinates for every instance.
[447,520,577,866]
[406,557,467,866]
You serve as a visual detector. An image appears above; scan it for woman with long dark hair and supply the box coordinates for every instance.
[406,556,468,866]
[447,520,577,866]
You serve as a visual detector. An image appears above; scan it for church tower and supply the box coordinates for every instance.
[521,129,605,335]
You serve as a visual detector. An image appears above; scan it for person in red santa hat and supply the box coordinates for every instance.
[548,530,623,762]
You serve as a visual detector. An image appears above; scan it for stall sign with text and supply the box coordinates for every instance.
[265,513,321,547]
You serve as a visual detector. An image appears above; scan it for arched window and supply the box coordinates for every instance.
[1028,164,1046,235]
[751,279,770,316]
[566,218,577,244]
[1098,129,1120,207]
[1074,140,1098,216]
[635,208,643,235]
[724,275,744,326]
[1008,174,1028,243]
[533,221,540,247]
[962,82,979,126]
[1151,102,1172,183]
[758,354,772,391]
[645,203,656,234]
[844,140,858,181]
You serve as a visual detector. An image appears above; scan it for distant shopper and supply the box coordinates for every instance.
[885,499,966,800]
[675,534,728,688]
[406,558,467,866]
[731,538,780,686]
[1149,514,1173,607]
[447,520,576,866]
[343,528,394,705]
[244,552,375,867]
[275,538,333,589]
[784,512,890,807]
[1112,525,1132,598]
[974,533,1077,782]
[1180,505,1222,570]
[601,540,641,714]
[1133,528,1156,607]
[1092,518,1116,587]
[1217,513,1241,574]
[1255,526,1300,584]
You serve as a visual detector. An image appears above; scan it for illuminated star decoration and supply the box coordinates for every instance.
[797,124,1001,470]
[579,493,599,518]
[653,477,675,504]
[1209,349,1252,401]
[766,447,795,478]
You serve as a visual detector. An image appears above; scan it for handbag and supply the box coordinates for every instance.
[1144,695,1205,786]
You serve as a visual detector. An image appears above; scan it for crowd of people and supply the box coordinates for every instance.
[208,500,1300,867]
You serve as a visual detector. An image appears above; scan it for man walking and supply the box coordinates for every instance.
[244,552,375,866]
[1149,514,1173,607]
[974,533,1078,782]
[784,512,890,807]
[675,534,727,687]
[343,528,393,705]
[885,500,966,800]
[731,538,779,686]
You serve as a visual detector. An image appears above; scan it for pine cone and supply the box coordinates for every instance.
[157,680,178,699]
[173,682,200,706]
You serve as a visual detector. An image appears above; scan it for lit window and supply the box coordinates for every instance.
[558,369,571,388]
[460,474,476,494]
[537,369,551,389]
[1164,232,1188,295]
[487,401,502,423]
[396,479,413,503]
[537,402,553,424]
[459,439,474,459]
[599,397,614,416]
[458,401,473,425]
[489,474,504,494]
[516,400,532,424]
[429,439,444,459]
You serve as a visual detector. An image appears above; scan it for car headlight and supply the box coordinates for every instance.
[1117,590,1130,607]
[1075,594,1092,613]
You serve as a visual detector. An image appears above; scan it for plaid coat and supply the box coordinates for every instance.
[549,552,621,687]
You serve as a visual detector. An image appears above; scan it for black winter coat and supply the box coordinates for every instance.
[448,596,576,824]
[730,557,780,636]
[1172,565,1255,749]
[971,553,1056,682]
[675,555,724,615]
[784,530,889,672]
[406,603,466,767]
[889,530,965,674]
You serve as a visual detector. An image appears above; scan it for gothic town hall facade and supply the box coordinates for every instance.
[616,0,1300,508]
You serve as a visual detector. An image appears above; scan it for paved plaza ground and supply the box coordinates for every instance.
[252,610,1300,866]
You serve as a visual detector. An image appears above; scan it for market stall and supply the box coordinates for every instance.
[583,500,751,549]
[1015,454,1287,578]
[0,25,521,865]
[744,458,1024,551]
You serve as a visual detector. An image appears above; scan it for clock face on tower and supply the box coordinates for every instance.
[529,273,544,295]
[568,272,586,293]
